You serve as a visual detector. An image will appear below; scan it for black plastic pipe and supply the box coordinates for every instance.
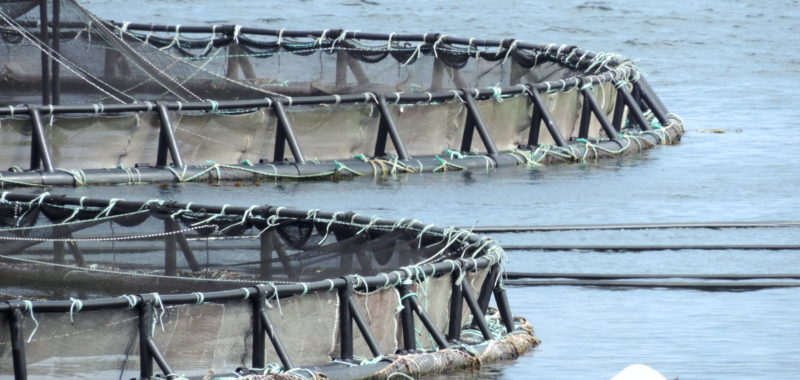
[10,309,28,380]
[526,86,568,147]
[475,265,500,318]
[397,283,416,352]
[139,300,154,380]
[617,86,653,131]
[637,76,669,116]
[581,87,620,140]
[146,338,176,379]
[164,219,177,276]
[611,89,626,132]
[166,219,201,272]
[259,308,295,370]
[28,107,55,173]
[461,283,493,341]
[39,0,50,106]
[635,81,671,127]
[461,92,498,156]
[447,271,464,342]
[272,101,305,164]
[374,95,410,160]
[407,295,449,350]
[156,103,184,167]
[349,297,383,357]
[578,91,592,139]
[338,278,354,360]
[51,0,61,105]
[251,290,266,368]
[493,287,515,334]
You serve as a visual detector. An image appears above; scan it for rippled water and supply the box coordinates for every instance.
[39,0,800,378]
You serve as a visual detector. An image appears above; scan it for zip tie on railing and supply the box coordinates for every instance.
[169,202,193,219]
[68,297,82,323]
[432,34,448,58]
[151,292,166,336]
[363,92,378,104]
[317,211,341,245]
[192,292,205,304]
[158,24,180,51]
[450,89,465,103]
[208,99,219,113]
[268,282,283,316]
[119,21,130,38]
[232,25,242,44]
[387,32,396,50]
[315,29,329,47]
[489,86,504,102]
[276,28,285,45]
[219,205,258,234]
[123,295,138,309]
[95,198,120,219]
[331,29,354,52]
[191,204,229,226]
[501,39,519,64]
[241,287,251,300]
[402,40,424,66]
[356,216,380,235]
[204,25,218,52]
[325,279,336,292]
[22,300,38,343]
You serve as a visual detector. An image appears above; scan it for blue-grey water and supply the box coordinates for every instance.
[34,0,800,378]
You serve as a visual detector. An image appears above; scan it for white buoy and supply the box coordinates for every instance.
[610,364,667,380]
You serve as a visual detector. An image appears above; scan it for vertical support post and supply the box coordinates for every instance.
[259,232,273,280]
[53,241,65,263]
[581,87,620,140]
[156,104,184,167]
[146,339,175,378]
[335,52,348,87]
[67,240,86,267]
[346,55,370,85]
[338,277,354,360]
[166,219,200,272]
[28,106,55,173]
[251,288,266,369]
[272,100,305,164]
[51,0,61,105]
[39,0,51,106]
[9,308,28,380]
[526,87,568,147]
[460,92,498,156]
[164,220,177,276]
[475,265,500,316]
[138,300,154,380]
[617,86,653,131]
[430,58,444,91]
[611,88,625,132]
[373,95,410,160]
[397,282,416,352]
[578,89,592,139]
[447,270,464,342]
[349,298,383,357]
[526,95,543,146]
[493,287,515,334]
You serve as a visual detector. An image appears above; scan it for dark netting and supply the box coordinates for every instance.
[0,198,472,298]
[0,194,538,380]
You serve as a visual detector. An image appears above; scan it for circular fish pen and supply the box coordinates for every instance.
[0,192,538,379]
[0,0,683,188]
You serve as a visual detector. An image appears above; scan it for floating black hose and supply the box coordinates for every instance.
[467,221,800,233]
[502,244,800,251]
[504,279,800,290]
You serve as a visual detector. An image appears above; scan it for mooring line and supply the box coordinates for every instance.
[465,221,800,233]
